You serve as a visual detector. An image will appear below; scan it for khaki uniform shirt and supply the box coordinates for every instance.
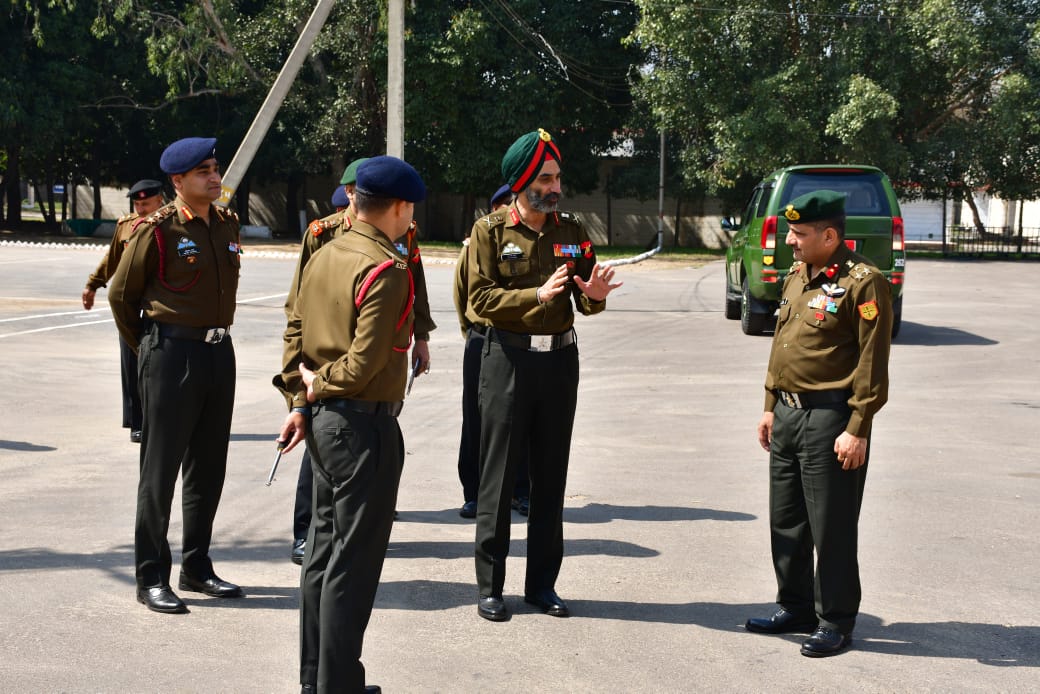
[764,245,892,437]
[285,208,435,341]
[107,198,241,351]
[467,201,604,334]
[452,240,487,337]
[275,221,414,409]
[86,212,141,290]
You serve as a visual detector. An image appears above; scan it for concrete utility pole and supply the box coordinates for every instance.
[386,0,405,157]
[217,0,338,207]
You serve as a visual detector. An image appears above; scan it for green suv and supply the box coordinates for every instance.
[722,164,905,337]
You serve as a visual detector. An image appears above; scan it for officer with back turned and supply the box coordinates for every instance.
[108,137,244,614]
[275,155,425,694]
[82,179,164,443]
[745,190,892,657]
[282,158,436,565]
[467,128,622,622]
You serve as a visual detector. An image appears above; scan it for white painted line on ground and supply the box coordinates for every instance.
[0,318,113,338]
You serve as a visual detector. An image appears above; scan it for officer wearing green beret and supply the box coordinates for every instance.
[281,157,436,566]
[108,138,244,614]
[468,129,622,622]
[745,190,892,657]
[82,179,165,443]
[275,155,424,694]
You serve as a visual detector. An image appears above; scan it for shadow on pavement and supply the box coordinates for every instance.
[0,439,57,452]
[397,503,755,525]
[387,538,658,560]
[895,321,998,346]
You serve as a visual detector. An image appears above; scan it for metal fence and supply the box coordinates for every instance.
[943,225,1040,257]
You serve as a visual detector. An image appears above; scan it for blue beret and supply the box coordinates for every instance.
[355,156,425,203]
[128,179,164,199]
[331,185,350,209]
[160,137,217,175]
[489,184,512,210]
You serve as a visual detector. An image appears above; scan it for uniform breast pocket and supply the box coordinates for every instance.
[776,303,792,329]
[799,311,840,350]
[498,258,530,278]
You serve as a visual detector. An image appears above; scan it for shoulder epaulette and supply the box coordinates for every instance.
[214,206,239,223]
[308,217,338,238]
[117,212,137,224]
[481,210,508,228]
[848,262,873,281]
[790,260,803,274]
[134,203,177,232]
[558,211,581,225]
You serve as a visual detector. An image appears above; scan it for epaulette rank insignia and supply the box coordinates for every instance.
[309,218,338,238]
[143,204,177,228]
[394,259,408,270]
[849,263,871,280]
[117,213,134,224]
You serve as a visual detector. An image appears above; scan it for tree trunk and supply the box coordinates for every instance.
[285,173,303,238]
[92,173,102,220]
[5,145,22,228]
[962,187,986,235]
[236,174,251,226]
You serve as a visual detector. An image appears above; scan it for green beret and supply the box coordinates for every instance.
[501,128,562,193]
[340,157,369,185]
[782,190,846,223]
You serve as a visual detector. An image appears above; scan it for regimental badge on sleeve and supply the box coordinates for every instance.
[858,300,879,320]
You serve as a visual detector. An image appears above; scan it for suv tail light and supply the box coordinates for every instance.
[892,217,905,251]
[761,215,777,250]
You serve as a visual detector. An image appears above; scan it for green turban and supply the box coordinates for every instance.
[501,128,562,193]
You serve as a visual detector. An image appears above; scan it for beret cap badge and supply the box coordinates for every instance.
[784,204,801,222]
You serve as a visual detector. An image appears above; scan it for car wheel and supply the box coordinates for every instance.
[724,277,741,320]
[891,294,903,339]
[740,276,767,335]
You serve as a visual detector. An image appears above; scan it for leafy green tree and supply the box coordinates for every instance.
[630,0,1040,222]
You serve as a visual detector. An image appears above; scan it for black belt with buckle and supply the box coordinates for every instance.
[776,389,850,410]
[317,398,403,417]
[156,322,230,344]
[489,327,576,353]
[468,323,489,336]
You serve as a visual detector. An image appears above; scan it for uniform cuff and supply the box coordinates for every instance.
[846,411,871,438]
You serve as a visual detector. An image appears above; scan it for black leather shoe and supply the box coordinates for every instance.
[477,596,509,622]
[459,501,477,518]
[178,571,244,598]
[291,538,306,565]
[130,430,142,443]
[511,496,530,516]
[136,585,188,614]
[745,607,818,634]
[524,588,569,617]
[302,687,379,694]
[801,627,852,657]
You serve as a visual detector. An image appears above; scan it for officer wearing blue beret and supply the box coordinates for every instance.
[108,136,244,614]
[275,156,425,694]
[279,157,436,568]
[331,185,350,210]
[83,179,166,443]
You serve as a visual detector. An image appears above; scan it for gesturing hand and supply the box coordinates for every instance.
[574,263,623,302]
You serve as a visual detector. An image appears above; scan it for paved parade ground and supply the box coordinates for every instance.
[0,238,1037,692]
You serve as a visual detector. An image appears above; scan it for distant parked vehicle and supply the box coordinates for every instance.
[722,164,905,337]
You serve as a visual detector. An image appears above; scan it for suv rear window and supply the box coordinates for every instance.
[779,171,891,216]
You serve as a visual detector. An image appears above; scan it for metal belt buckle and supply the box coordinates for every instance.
[530,335,553,352]
[781,391,802,409]
[204,328,227,344]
